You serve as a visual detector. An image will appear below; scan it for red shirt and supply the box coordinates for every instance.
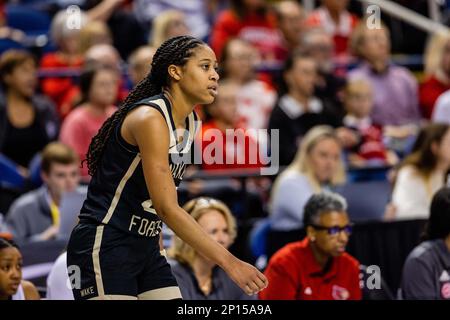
[198,120,263,171]
[210,10,284,63]
[305,7,358,57]
[259,238,362,300]
[419,75,450,119]
[40,52,83,116]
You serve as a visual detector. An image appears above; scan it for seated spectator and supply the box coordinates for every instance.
[421,32,450,119]
[220,38,276,137]
[342,79,398,167]
[60,64,118,180]
[349,22,421,153]
[388,124,450,220]
[6,143,80,242]
[268,50,347,166]
[57,43,125,119]
[304,0,358,59]
[127,46,156,88]
[273,1,306,62]
[199,80,263,171]
[269,126,345,231]
[0,50,59,183]
[46,251,74,300]
[260,192,361,300]
[134,0,212,41]
[40,10,88,116]
[78,20,113,55]
[149,10,191,48]
[210,0,284,65]
[0,238,40,300]
[168,197,252,300]
[302,28,346,117]
[400,187,450,300]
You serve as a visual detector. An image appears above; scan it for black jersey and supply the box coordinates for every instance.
[78,93,198,238]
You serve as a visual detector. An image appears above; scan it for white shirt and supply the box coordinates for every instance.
[11,283,25,300]
[46,252,74,300]
[432,89,450,124]
[392,166,444,220]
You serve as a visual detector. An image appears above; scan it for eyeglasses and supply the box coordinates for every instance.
[310,224,353,236]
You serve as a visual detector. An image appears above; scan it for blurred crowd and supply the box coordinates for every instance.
[0,0,450,301]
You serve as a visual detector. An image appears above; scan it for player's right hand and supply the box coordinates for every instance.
[223,257,268,296]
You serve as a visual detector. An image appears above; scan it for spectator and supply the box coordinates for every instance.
[168,197,251,300]
[349,22,421,152]
[6,143,80,242]
[260,192,361,300]
[349,21,420,126]
[133,0,212,41]
[199,80,263,171]
[342,79,398,168]
[220,38,276,134]
[274,1,306,62]
[304,0,358,59]
[127,46,156,87]
[40,10,88,116]
[60,64,118,180]
[400,187,450,300]
[58,44,126,119]
[268,50,344,166]
[0,50,59,181]
[302,28,346,117]
[0,238,40,300]
[78,20,113,55]
[149,10,191,48]
[388,124,450,220]
[269,126,345,231]
[84,0,147,59]
[421,32,450,119]
[210,0,284,65]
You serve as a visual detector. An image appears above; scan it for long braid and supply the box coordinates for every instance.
[85,36,205,176]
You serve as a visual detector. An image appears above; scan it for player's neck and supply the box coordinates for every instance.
[164,87,194,128]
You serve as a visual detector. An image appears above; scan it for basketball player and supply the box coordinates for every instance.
[66,36,268,300]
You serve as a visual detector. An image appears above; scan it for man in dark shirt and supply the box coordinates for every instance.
[268,51,342,166]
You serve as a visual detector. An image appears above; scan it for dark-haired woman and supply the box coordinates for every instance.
[389,123,450,220]
[0,238,40,300]
[400,187,450,300]
[0,50,59,184]
[66,36,268,300]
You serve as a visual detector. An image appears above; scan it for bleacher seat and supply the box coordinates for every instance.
[335,180,392,222]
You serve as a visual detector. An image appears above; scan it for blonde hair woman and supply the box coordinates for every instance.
[168,197,251,300]
[420,31,450,119]
[78,20,112,55]
[270,125,346,231]
[149,10,190,48]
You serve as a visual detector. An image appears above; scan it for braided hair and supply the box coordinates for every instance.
[85,35,205,176]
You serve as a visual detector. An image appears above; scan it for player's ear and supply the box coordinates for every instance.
[168,64,182,81]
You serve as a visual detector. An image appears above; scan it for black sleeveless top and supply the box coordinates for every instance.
[79,93,199,238]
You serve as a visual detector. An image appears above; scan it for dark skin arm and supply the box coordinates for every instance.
[22,280,40,300]
[122,106,268,295]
